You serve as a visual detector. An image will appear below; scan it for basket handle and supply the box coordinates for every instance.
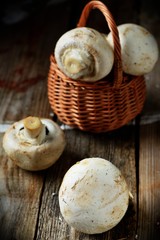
[77,0,123,88]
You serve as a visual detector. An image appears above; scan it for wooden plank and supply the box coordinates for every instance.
[139,0,160,124]
[0,2,70,122]
[35,126,137,240]
[0,2,71,240]
[137,1,160,238]
[0,132,44,240]
[138,123,160,239]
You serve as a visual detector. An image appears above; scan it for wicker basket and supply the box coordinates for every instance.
[48,0,146,133]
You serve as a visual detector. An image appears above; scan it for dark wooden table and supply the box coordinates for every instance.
[0,0,160,239]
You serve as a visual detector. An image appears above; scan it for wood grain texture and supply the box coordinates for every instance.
[0,3,71,240]
[0,132,44,240]
[138,123,160,240]
[137,2,160,238]
[139,0,160,124]
[35,126,137,240]
[0,2,71,122]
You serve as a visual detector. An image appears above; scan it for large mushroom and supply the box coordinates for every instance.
[54,27,114,82]
[107,23,159,76]
[59,157,129,234]
[2,116,66,171]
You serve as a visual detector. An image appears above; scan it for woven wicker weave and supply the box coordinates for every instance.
[48,0,146,133]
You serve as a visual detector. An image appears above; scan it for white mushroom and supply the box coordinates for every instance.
[58,157,129,234]
[2,116,66,171]
[54,27,114,82]
[107,23,159,76]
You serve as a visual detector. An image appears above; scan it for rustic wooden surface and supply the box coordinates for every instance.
[0,0,159,239]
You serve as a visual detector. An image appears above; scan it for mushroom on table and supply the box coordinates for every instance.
[3,116,66,171]
[59,157,129,234]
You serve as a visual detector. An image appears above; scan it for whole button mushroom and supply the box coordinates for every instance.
[54,27,114,82]
[3,116,66,171]
[107,23,159,76]
[59,157,129,234]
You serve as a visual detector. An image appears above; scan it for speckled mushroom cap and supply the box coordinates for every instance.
[107,23,159,76]
[59,157,129,234]
[3,118,66,171]
[54,27,114,82]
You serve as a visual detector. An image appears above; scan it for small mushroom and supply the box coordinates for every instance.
[2,116,66,171]
[58,157,129,234]
[54,27,114,82]
[107,23,159,76]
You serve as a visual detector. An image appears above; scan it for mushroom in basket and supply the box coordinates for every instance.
[107,23,159,76]
[54,27,114,82]
[2,116,66,171]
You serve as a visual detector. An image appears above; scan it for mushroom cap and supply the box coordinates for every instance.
[59,157,129,234]
[3,118,66,171]
[54,27,114,82]
[107,23,159,75]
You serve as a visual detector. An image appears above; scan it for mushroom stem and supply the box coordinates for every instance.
[23,116,43,139]
[62,48,93,76]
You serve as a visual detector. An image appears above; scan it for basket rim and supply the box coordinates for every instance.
[49,55,144,90]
